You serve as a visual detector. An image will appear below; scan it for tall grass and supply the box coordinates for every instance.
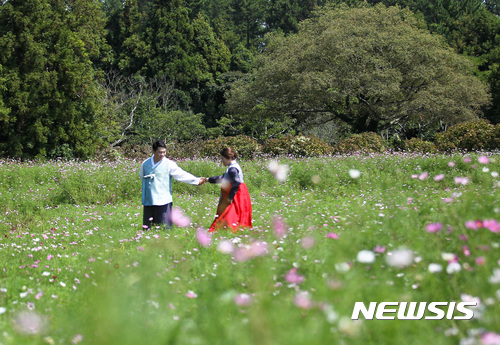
[0,153,499,345]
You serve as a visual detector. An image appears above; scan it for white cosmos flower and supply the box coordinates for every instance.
[217,240,234,254]
[446,262,461,274]
[428,263,443,273]
[268,160,289,182]
[385,248,413,268]
[349,169,361,179]
[441,252,456,261]
[356,250,376,264]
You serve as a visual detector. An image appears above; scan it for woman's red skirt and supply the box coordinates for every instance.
[209,183,252,233]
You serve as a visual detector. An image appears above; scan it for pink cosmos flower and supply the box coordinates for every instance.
[185,291,197,298]
[434,174,445,181]
[273,216,287,239]
[483,219,500,233]
[448,161,455,167]
[195,228,212,247]
[171,207,191,227]
[462,245,471,257]
[285,268,305,284]
[294,291,313,309]
[419,172,428,180]
[13,311,47,335]
[478,156,490,164]
[463,157,472,163]
[325,232,339,239]
[301,236,315,249]
[476,257,485,265]
[465,220,482,230]
[46,255,53,261]
[454,177,469,185]
[426,222,443,233]
[233,241,268,262]
[234,293,253,307]
[373,245,386,253]
[481,332,500,345]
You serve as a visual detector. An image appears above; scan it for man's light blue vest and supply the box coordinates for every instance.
[141,158,173,206]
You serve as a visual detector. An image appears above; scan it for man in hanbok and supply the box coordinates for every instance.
[139,140,204,229]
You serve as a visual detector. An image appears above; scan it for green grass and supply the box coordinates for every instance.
[0,152,499,345]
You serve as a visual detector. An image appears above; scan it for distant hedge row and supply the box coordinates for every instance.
[101,120,499,160]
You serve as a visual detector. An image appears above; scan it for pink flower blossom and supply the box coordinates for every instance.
[171,207,191,227]
[301,236,315,249]
[454,177,469,185]
[481,332,500,345]
[419,172,428,180]
[12,311,47,335]
[373,245,386,253]
[137,246,144,251]
[465,220,482,230]
[462,245,471,257]
[483,219,500,233]
[46,255,53,261]
[234,293,253,307]
[273,216,287,239]
[294,291,313,309]
[233,241,268,262]
[448,161,455,167]
[195,228,212,247]
[426,222,443,233]
[285,268,305,284]
[325,232,339,239]
[478,156,490,164]
[463,157,472,163]
[185,291,197,298]
[434,174,445,181]
[476,257,485,265]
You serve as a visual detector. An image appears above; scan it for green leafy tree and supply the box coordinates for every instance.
[0,0,108,159]
[225,4,491,140]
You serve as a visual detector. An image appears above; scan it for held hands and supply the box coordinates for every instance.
[198,177,209,185]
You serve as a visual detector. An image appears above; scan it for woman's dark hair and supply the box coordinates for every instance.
[220,147,238,160]
[153,140,167,151]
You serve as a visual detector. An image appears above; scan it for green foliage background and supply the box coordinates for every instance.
[0,0,499,159]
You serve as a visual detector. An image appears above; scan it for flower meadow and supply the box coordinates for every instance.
[0,152,499,345]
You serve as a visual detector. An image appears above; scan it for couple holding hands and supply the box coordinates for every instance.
[139,140,252,232]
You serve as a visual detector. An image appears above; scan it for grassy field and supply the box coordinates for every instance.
[0,152,499,345]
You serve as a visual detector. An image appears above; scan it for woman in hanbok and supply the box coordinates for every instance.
[205,147,252,232]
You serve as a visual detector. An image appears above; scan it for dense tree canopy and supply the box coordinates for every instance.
[0,0,498,158]
[225,5,491,140]
[0,0,108,158]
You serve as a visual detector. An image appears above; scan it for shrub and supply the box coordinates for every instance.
[435,119,498,151]
[199,135,261,159]
[262,135,333,157]
[334,132,386,154]
[402,138,436,153]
